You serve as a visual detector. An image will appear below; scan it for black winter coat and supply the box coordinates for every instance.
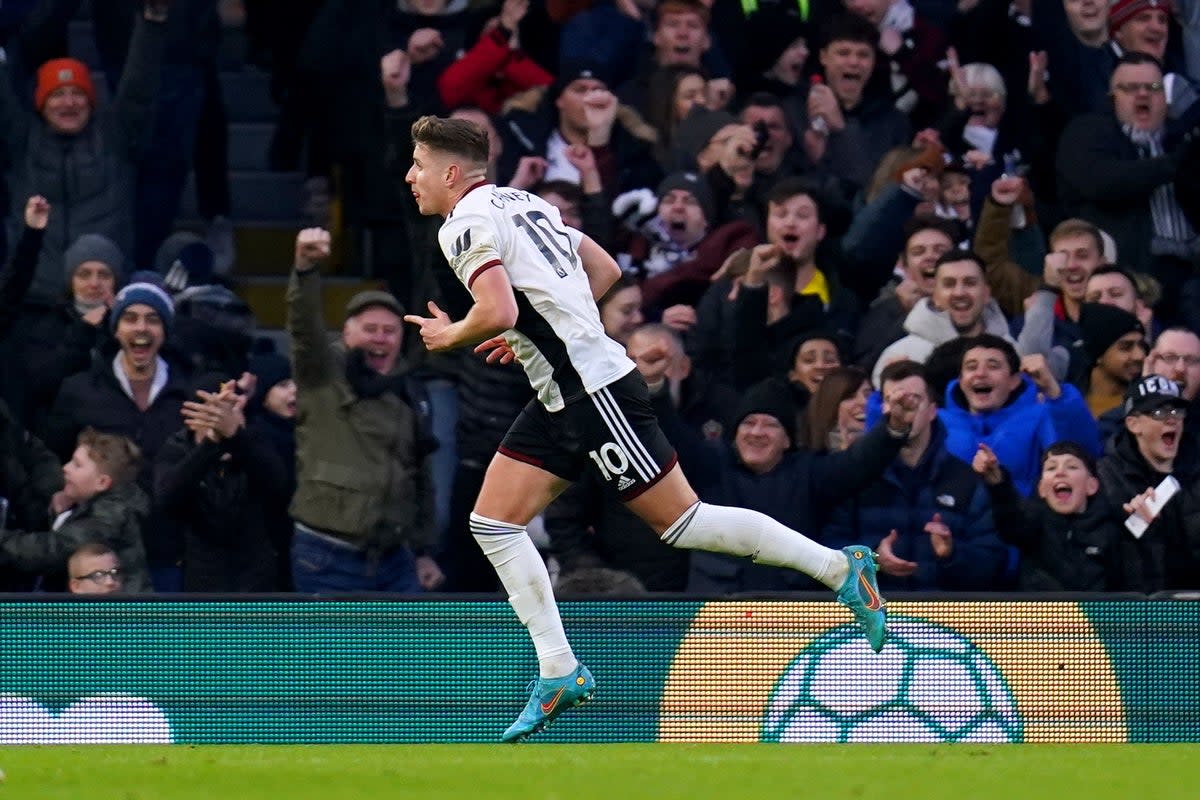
[1098,430,1200,592]
[43,348,190,565]
[988,472,1124,591]
[155,426,291,592]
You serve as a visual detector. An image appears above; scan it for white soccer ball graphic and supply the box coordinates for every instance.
[762,617,1022,743]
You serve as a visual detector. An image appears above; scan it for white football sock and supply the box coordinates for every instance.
[661,501,848,589]
[470,512,577,678]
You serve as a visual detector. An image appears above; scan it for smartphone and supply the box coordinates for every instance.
[1125,475,1181,538]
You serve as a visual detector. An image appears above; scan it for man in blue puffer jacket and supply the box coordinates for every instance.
[940,334,1100,496]
[825,360,1008,591]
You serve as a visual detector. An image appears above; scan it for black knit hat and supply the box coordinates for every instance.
[674,106,738,161]
[548,60,610,104]
[735,378,798,446]
[1078,302,1145,363]
[656,171,714,223]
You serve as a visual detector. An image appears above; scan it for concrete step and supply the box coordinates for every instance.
[178,170,305,223]
[220,70,277,123]
[67,19,102,69]
[227,122,274,171]
[235,275,385,330]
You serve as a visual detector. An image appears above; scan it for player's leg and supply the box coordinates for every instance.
[593,373,887,650]
[472,451,576,680]
[625,464,886,650]
[623,464,849,590]
[473,405,596,742]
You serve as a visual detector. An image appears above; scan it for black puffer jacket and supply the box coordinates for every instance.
[988,471,1124,591]
[0,15,165,303]
[1098,431,1200,593]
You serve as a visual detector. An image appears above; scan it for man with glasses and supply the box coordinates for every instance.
[1058,52,1200,325]
[1146,328,1200,403]
[67,543,124,595]
[1099,374,1200,591]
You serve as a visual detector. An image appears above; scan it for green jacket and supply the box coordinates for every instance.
[286,269,435,551]
[0,481,152,592]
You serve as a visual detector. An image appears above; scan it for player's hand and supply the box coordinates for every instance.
[1123,487,1157,523]
[971,442,1004,486]
[660,304,697,332]
[404,301,454,351]
[924,513,954,559]
[294,228,331,272]
[509,156,547,190]
[24,195,50,229]
[1021,353,1060,399]
[991,175,1024,206]
[416,555,446,590]
[407,28,444,65]
[877,530,918,576]
[474,335,517,365]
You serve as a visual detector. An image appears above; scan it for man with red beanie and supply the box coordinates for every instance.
[0,1,167,306]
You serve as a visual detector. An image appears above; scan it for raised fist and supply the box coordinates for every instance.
[407,28,444,65]
[294,227,331,272]
[381,50,411,94]
[23,195,49,230]
[990,176,1024,206]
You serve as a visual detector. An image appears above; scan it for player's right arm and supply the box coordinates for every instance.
[405,266,519,352]
[578,235,621,302]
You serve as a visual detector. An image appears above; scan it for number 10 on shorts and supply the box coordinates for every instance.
[588,442,630,482]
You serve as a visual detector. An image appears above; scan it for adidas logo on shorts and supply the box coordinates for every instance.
[617,476,636,492]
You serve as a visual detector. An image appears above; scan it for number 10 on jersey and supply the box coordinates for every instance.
[512,211,578,277]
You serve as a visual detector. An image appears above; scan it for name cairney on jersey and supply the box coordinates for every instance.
[438,184,634,411]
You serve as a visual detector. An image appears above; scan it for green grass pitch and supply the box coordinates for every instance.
[3,744,1199,800]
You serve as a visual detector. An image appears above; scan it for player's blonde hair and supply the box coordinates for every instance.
[411,115,489,167]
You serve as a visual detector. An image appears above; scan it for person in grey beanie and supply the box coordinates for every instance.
[1,205,126,433]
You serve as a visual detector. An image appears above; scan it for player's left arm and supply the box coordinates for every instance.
[404,266,519,352]
[578,235,621,302]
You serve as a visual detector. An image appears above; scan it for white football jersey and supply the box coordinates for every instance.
[438,183,635,411]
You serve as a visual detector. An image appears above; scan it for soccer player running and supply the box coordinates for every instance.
[401,116,915,742]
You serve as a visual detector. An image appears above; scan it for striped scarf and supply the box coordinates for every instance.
[1124,124,1200,256]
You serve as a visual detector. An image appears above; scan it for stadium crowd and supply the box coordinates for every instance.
[0,0,1199,596]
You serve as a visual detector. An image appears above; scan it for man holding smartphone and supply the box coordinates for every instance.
[1098,375,1200,592]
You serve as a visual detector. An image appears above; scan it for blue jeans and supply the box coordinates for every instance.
[291,525,422,594]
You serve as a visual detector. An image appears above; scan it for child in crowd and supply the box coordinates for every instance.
[0,429,151,591]
[973,440,1122,591]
